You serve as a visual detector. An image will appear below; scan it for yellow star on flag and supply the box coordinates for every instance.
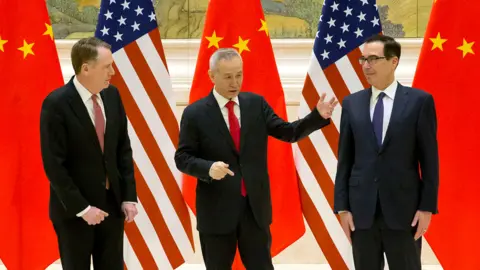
[18,40,35,59]
[205,31,223,49]
[457,38,475,58]
[258,19,269,36]
[430,32,447,51]
[233,36,250,54]
[43,23,54,40]
[0,36,7,52]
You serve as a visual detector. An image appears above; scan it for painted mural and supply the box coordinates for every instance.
[46,0,433,39]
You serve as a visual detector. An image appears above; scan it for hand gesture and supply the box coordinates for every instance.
[316,93,339,119]
[209,161,234,180]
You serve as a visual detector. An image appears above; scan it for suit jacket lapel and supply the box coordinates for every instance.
[100,90,111,151]
[238,93,252,155]
[380,84,409,153]
[205,92,237,155]
[67,80,103,154]
[362,88,380,152]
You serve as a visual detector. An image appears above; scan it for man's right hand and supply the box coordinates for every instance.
[82,207,109,225]
[339,211,355,243]
[209,161,234,180]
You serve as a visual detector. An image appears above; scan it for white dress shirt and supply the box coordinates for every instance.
[370,80,398,143]
[212,88,241,128]
[73,76,106,130]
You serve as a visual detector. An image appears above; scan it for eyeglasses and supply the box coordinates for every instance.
[358,56,387,65]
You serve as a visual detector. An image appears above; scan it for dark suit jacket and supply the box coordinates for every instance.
[175,91,330,234]
[40,77,137,222]
[334,83,439,230]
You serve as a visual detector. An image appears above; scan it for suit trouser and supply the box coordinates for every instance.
[351,198,422,270]
[199,197,274,270]
[53,189,124,270]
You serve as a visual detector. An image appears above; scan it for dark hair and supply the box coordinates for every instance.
[365,34,401,60]
[71,37,112,75]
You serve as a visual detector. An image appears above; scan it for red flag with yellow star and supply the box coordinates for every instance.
[183,0,305,268]
[0,0,61,269]
[412,0,480,269]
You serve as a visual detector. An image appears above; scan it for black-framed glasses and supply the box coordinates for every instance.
[358,56,387,65]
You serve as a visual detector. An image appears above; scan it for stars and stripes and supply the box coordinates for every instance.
[95,0,194,269]
[295,0,380,269]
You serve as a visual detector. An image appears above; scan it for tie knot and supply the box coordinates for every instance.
[92,94,99,103]
[225,100,236,111]
[378,92,386,99]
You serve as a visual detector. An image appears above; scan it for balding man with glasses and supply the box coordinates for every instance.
[333,34,439,270]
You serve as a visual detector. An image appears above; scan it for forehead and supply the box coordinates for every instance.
[362,42,384,56]
[216,57,242,72]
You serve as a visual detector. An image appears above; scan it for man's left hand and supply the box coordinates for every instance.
[316,93,339,119]
[411,210,432,240]
[122,202,138,223]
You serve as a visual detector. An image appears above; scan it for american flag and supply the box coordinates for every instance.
[294,0,381,269]
[95,0,194,269]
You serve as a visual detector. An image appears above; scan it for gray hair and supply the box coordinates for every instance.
[209,48,242,71]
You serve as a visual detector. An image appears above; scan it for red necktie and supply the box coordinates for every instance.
[225,101,246,196]
[92,95,109,189]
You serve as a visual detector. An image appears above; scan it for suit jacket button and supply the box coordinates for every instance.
[374,177,378,182]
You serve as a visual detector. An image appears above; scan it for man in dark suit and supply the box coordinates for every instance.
[175,48,338,269]
[334,34,439,270]
[40,37,138,270]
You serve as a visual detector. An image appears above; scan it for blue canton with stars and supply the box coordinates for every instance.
[315,0,382,69]
[95,0,158,53]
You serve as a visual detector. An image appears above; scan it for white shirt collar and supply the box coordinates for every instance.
[73,76,100,104]
[212,87,239,108]
[372,79,398,100]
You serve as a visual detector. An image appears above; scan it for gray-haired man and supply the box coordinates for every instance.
[175,48,338,269]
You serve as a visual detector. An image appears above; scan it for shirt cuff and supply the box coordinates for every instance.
[122,201,137,205]
[76,205,91,217]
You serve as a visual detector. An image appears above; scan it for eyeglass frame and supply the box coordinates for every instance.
[358,55,389,65]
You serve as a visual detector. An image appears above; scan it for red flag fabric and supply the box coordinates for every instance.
[0,0,62,268]
[412,0,480,269]
[182,0,305,268]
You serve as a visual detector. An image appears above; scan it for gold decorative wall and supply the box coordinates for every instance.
[47,0,433,39]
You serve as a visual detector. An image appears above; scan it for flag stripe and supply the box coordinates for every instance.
[137,33,177,121]
[133,161,184,267]
[323,65,351,106]
[124,222,157,269]
[127,118,193,260]
[124,233,142,270]
[148,29,169,73]
[297,138,335,210]
[301,79,340,160]
[114,49,182,188]
[298,98,338,182]
[123,41,179,148]
[335,55,364,94]
[346,48,370,89]
[112,57,193,244]
[306,56,342,128]
[299,182,348,270]
[135,200,172,269]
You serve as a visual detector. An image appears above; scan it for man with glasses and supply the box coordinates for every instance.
[334,34,439,270]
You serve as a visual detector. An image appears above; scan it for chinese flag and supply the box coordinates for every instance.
[183,0,305,268]
[0,0,62,269]
[412,0,480,269]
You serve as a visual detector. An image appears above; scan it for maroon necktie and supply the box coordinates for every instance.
[225,101,246,196]
[92,95,109,189]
